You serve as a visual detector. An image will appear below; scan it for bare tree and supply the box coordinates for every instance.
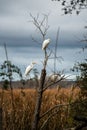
[0,43,22,130]
[30,14,65,130]
[30,13,49,130]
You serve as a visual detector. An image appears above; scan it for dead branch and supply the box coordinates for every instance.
[40,109,60,130]
[40,98,87,120]
[30,13,49,40]
[43,75,65,91]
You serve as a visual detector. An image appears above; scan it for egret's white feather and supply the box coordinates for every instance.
[42,39,50,50]
[24,62,36,76]
[25,65,33,76]
[50,74,61,82]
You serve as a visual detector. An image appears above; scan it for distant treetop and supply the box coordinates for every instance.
[52,0,87,14]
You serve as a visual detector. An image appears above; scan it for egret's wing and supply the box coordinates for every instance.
[42,39,50,50]
[50,74,58,81]
[42,40,46,50]
[25,65,32,76]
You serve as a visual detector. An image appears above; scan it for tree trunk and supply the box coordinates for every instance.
[32,69,46,130]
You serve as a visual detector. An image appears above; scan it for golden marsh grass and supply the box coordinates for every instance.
[0,87,82,130]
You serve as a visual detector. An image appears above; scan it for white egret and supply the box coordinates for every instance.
[42,39,50,50]
[50,74,60,82]
[24,62,36,76]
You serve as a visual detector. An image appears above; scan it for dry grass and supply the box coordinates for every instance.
[0,87,83,130]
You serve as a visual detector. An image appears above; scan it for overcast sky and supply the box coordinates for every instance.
[0,0,87,80]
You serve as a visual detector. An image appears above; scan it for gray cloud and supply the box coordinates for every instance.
[0,0,86,38]
[0,1,62,41]
[0,0,87,80]
[0,0,52,16]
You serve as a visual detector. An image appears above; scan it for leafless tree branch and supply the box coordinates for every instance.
[30,13,50,40]
[40,98,87,120]
[43,75,65,91]
[40,109,60,130]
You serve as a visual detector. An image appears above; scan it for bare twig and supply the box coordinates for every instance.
[43,75,65,91]
[40,109,59,130]
[54,27,60,74]
[4,43,15,130]
[4,43,8,61]
[30,13,49,39]
[40,98,87,120]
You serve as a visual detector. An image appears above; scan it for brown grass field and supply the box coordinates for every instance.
[0,87,86,130]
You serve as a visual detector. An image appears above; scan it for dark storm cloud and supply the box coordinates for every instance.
[0,34,85,51]
[0,0,86,38]
[0,36,35,47]
[0,0,87,80]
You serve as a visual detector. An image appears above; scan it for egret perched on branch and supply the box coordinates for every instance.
[24,62,36,76]
[50,74,61,82]
[42,38,50,50]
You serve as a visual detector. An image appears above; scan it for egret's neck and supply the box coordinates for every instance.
[31,63,34,67]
